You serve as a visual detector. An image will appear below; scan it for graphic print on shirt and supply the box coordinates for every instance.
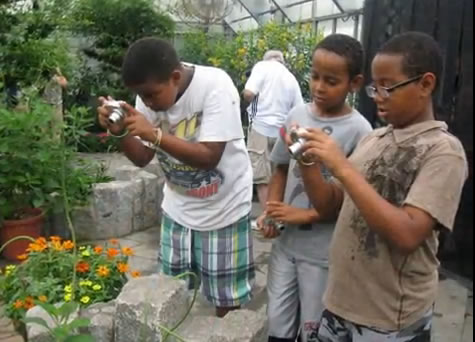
[156,111,225,199]
[350,139,426,258]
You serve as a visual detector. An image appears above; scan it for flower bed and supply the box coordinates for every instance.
[0,236,141,322]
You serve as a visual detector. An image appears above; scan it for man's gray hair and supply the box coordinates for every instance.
[263,50,285,63]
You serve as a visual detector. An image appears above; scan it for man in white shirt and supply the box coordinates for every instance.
[243,51,304,211]
[97,38,254,319]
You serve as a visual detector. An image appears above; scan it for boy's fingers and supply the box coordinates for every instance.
[121,102,138,116]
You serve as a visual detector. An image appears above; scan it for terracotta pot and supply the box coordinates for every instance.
[1,208,44,261]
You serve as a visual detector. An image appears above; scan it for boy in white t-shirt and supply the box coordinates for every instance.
[97,38,254,318]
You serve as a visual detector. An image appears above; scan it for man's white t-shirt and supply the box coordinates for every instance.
[136,65,253,231]
[246,60,304,138]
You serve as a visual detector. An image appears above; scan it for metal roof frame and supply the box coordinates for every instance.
[225,0,361,26]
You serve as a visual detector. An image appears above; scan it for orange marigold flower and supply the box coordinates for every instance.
[97,265,110,278]
[52,241,64,252]
[36,237,47,245]
[63,240,75,250]
[50,236,62,242]
[109,239,119,245]
[38,295,48,303]
[27,242,47,253]
[94,246,103,254]
[107,248,119,259]
[131,271,142,278]
[76,261,90,273]
[24,297,35,310]
[122,247,134,256]
[117,263,129,273]
[13,300,23,310]
[17,254,28,261]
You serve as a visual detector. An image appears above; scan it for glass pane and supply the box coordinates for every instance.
[335,0,365,11]
[285,2,315,22]
[336,16,356,37]
[316,0,339,17]
[319,20,335,37]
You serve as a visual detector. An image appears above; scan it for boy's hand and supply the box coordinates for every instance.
[267,201,313,225]
[97,97,125,135]
[121,103,156,142]
[301,128,351,177]
[257,212,281,239]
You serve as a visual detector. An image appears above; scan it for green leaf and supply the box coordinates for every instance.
[23,317,51,330]
[38,303,59,320]
[67,318,91,331]
[58,302,79,320]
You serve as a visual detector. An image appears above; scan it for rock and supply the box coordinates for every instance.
[26,304,79,342]
[113,166,162,231]
[74,180,137,240]
[80,301,116,342]
[115,274,189,342]
[180,309,268,342]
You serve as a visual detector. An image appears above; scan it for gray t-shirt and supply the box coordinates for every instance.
[270,103,373,265]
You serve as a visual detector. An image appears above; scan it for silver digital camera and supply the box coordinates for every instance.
[288,127,309,159]
[104,100,126,124]
[264,217,286,231]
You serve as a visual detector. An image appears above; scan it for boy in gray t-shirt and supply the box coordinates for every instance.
[259,35,372,342]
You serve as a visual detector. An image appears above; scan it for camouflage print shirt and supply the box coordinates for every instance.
[325,121,469,331]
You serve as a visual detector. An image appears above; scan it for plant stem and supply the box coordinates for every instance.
[0,236,35,255]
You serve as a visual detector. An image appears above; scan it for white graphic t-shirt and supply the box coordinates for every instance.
[136,65,253,231]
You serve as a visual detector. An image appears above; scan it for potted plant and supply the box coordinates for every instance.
[0,97,65,260]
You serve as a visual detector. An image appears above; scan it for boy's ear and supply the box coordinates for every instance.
[171,69,182,84]
[420,72,437,97]
[350,74,364,93]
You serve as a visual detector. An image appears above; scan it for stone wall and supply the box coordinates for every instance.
[47,154,165,241]
[27,275,268,342]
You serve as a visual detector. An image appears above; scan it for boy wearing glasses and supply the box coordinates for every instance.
[296,32,468,341]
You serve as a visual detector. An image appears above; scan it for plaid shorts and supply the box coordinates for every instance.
[160,213,255,308]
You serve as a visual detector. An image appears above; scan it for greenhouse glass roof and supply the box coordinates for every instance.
[158,0,365,36]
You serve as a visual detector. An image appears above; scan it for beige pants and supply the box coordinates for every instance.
[247,129,277,185]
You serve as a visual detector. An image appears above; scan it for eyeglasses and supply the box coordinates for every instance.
[366,75,424,99]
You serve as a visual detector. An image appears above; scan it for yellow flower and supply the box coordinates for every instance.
[80,296,91,304]
[97,265,110,278]
[64,285,73,293]
[5,265,16,276]
[121,247,134,257]
[79,246,86,251]
[237,47,247,57]
[79,280,93,287]
[38,295,48,303]
[64,294,73,302]
[52,241,64,252]
[92,284,102,291]
[117,263,129,273]
[82,250,91,257]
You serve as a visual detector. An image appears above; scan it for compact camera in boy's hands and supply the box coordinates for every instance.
[264,217,286,231]
[104,100,127,124]
[289,127,309,159]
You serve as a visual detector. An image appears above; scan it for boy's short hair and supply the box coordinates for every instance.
[379,32,443,89]
[122,38,180,86]
[314,34,364,79]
